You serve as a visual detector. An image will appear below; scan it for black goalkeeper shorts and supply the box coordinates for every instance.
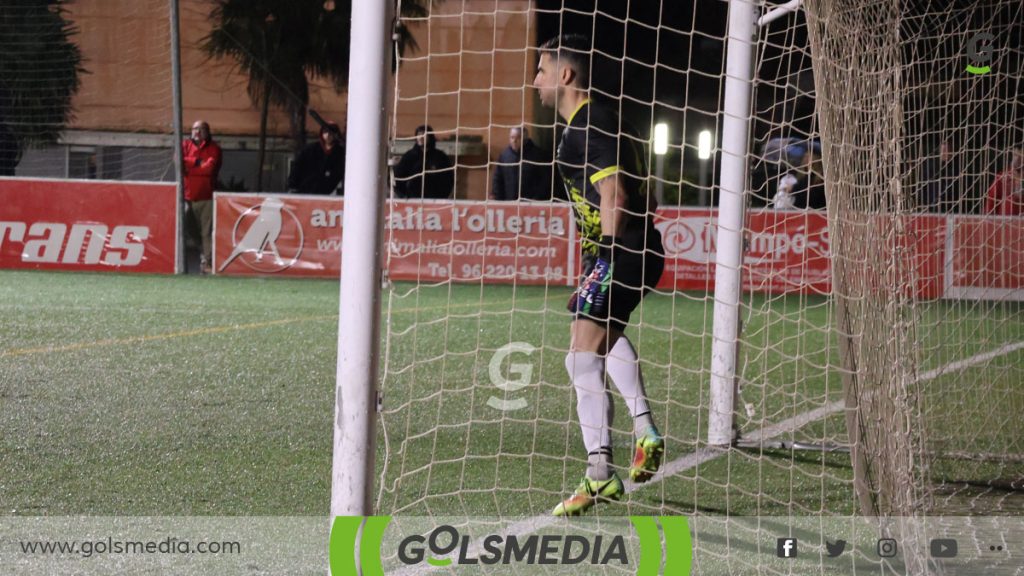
[573,248,665,333]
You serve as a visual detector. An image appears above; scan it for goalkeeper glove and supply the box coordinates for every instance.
[568,236,615,315]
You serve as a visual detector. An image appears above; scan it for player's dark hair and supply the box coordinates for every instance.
[539,34,591,90]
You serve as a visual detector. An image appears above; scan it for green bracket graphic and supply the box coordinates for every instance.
[630,516,662,576]
[631,515,693,576]
[966,64,991,75]
[360,517,390,576]
[660,516,693,575]
[330,516,391,576]
[329,516,363,576]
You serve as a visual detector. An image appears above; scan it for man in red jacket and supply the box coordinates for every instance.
[983,148,1022,216]
[182,120,223,274]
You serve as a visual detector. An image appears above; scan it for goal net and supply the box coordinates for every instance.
[374,0,1023,545]
[2,0,175,181]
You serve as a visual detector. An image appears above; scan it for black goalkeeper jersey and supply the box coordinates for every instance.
[555,99,657,256]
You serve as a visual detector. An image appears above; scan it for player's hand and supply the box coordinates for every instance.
[568,256,612,315]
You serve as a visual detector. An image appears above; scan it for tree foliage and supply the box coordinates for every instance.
[0,0,85,174]
[202,0,435,153]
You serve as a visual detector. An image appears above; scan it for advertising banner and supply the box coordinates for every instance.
[0,177,176,274]
[654,209,832,294]
[213,194,1022,301]
[214,194,574,286]
[945,216,1024,301]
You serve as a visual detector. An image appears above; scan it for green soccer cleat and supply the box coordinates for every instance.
[551,473,625,516]
[629,427,664,483]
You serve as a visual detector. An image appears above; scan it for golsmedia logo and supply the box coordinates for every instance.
[397,524,627,566]
[330,516,691,575]
[965,32,995,75]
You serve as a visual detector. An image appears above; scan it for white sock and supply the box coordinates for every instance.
[587,448,613,481]
[565,351,612,466]
[605,337,655,437]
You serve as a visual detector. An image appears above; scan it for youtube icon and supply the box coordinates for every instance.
[930,539,958,558]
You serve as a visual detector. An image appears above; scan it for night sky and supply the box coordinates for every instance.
[533,0,813,205]
[531,0,1022,208]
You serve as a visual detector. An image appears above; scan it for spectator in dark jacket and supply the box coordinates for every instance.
[393,125,454,199]
[491,127,552,201]
[0,116,17,176]
[919,140,960,212]
[288,121,345,195]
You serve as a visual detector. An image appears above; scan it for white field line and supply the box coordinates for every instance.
[389,340,1024,574]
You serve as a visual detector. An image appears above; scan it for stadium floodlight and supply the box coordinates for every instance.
[653,123,669,155]
[653,123,668,204]
[698,129,713,206]
[698,129,712,160]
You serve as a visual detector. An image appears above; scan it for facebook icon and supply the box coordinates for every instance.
[777,538,798,558]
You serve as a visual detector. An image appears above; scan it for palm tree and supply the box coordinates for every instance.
[0,0,84,175]
[202,0,436,191]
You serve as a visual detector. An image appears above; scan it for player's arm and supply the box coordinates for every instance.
[568,171,624,316]
[594,173,627,239]
[585,114,627,242]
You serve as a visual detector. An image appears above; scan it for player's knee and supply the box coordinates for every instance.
[565,351,604,394]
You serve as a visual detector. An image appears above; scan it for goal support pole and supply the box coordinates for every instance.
[331,0,391,517]
[168,0,184,274]
[708,0,757,446]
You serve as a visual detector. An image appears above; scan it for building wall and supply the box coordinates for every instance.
[394,0,538,199]
[65,0,347,138]
[29,0,538,197]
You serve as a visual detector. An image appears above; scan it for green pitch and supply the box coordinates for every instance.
[1,270,1020,517]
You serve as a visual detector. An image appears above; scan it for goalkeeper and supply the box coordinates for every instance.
[534,34,666,516]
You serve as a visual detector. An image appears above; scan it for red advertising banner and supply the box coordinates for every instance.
[654,209,832,294]
[213,194,1022,300]
[385,201,573,285]
[0,177,176,274]
[214,194,574,285]
[946,216,1024,301]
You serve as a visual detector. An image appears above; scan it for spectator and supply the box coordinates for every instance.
[771,156,800,210]
[983,147,1023,216]
[393,125,454,199]
[0,115,17,176]
[491,127,552,201]
[919,140,959,212]
[791,149,826,210]
[182,120,223,274]
[288,121,345,195]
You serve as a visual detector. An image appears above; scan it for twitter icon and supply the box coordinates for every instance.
[826,540,847,557]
